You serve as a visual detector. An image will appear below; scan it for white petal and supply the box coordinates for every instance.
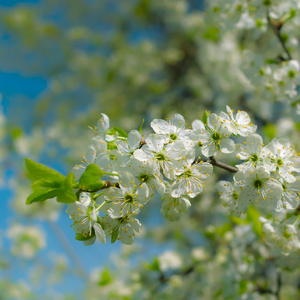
[169,114,185,131]
[97,113,110,133]
[119,224,134,245]
[133,148,152,162]
[119,171,135,188]
[236,111,250,125]
[145,134,165,152]
[127,130,142,150]
[278,167,296,183]
[94,223,106,244]
[192,119,205,132]
[130,218,142,232]
[246,134,263,153]
[85,146,96,164]
[79,192,91,206]
[151,119,170,134]
[216,181,233,194]
[135,183,149,204]
[171,179,186,198]
[186,178,203,198]
[220,138,235,153]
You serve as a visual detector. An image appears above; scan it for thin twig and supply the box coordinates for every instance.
[267,14,292,60]
[275,270,282,300]
[207,156,238,173]
[194,156,238,173]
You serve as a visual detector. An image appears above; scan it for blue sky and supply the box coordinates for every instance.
[0,1,122,293]
[0,1,179,296]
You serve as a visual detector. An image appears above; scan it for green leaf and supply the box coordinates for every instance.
[107,141,118,150]
[31,178,62,190]
[239,279,248,295]
[81,181,105,192]
[263,123,276,140]
[145,258,160,271]
[215,223,232,237]
[202,110,210,124]
[246,205,263,237]
[230,215,248,225]
[79,164,104,188]
[295,122,300,131]
[56,173,77,203]
[138,119,145,134]
[26,188,59,205]
[113,127,127,138]
[203,27,220,41]
[265,58,277,64]
[105,128,116,136]
[25,158,65,183]
[75,233,93,241]
[111,227,119,244]
[12,127,22,139]
[98,268,112,286]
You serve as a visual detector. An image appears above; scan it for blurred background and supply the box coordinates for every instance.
[1,0,300,299]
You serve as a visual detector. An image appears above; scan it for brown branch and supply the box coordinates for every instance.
[267,14,292,60]
[207,156,238,173]
[275,270,282,300]
[139,139,239,174]
[103,181,119,188]
[196,156,238,173]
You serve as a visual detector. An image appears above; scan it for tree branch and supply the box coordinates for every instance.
[275,270,282,300]
[199,156,238,173]
[267,14,292,60]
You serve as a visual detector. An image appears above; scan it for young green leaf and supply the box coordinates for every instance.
[202,110,210,124]
[30,178,62,190]
[56,173,77,203]
[79,164,104,188]
[26,188,59,205]
[82,181,106,192]
[25,157,65,183]
[75,233,94,241]
[98,268,112,286]
[111,227,119,244]
[138,119,145,134]
[113,127,128,138]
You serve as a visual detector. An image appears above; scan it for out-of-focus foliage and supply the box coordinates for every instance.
[1,0,300,299]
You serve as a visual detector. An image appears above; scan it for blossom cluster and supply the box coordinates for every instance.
[66,106,300,247]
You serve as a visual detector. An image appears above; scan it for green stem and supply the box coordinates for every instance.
[293,215,300,226]
[103,171,118,176]
[95,200,107,213]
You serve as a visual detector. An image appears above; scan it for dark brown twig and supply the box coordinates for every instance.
[267,14,292,60]
[207,156,238,173]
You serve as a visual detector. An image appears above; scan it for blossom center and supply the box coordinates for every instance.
[124,194,134,203]
[170,133,178,141]
[283,227,292,239]
[183,169,193,178]
[254,179,263,189]
[155,153,166,161]
[211,131,222,141]
[232,191,239,200]
[288,70,296,78]
[277,159,283,167]
[250,153,258,162]
[139,174,150,183]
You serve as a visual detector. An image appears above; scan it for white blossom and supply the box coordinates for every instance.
[151,113,195,149]
[192,113,235,157]
[134,134,187,179]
